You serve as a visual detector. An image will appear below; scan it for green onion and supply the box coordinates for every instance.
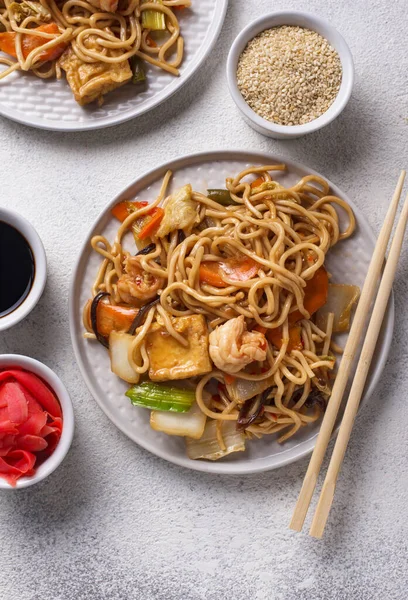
[207,189,237,206]
[142,1,166,31]
[126,382,196,413]
[130,56,146,84]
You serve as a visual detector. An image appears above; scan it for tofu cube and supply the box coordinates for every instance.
[58,38,132,106]
[146,314,212,381]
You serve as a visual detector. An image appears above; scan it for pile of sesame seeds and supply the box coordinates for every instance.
[236,26,342,127]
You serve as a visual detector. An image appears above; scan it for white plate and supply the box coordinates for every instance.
[0,0,228,131]
[69,151,394,474]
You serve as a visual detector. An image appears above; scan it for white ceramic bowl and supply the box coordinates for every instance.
[226,11,354,139]
[0,355,74,489]
[0,208,47,331]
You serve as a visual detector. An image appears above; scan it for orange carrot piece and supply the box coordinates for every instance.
[0,32,17,58]
[96,303,138,336]
[289,266,329,324]
[223,373,236,385]
[0,24,67,61]
[199,262,225,287]
[267,325,303,352]
[199,256,258,288]
[250,177,264,189]
[138,207,164,240]
[111,201,148,223]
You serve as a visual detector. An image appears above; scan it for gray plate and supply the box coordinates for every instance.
[69,151,394,474]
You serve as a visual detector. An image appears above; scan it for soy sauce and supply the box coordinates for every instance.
[0,221,35,317]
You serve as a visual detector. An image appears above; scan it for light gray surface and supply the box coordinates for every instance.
[1,0,407,598]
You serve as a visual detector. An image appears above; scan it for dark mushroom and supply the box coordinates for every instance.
[127,296,160,335]
[136,243,156,256]
[237,387,273,431]
[90,292,110,348]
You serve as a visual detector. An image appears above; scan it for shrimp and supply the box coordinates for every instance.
[117,255,164,306]
[87,0,118,13]
[209,315,267,374]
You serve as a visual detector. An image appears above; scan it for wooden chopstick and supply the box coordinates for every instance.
[309,192,408,538]
[290,171,406,533]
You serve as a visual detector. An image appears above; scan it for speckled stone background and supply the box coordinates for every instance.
[1,1,407,598]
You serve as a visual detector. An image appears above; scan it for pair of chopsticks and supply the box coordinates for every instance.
[290,171,408,539]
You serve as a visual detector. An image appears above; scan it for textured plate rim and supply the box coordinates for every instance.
[0,0,229,132]
[69,150,395,475]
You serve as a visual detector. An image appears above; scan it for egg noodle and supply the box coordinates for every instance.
[0,0,187,81]
[83,165,356,448]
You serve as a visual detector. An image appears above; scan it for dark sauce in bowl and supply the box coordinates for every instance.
[0,221,35,317]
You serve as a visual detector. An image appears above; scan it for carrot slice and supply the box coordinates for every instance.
[267,325,303,352]
[0,32,17,58]
[111,200,148,223]
[223,373,236,385]
[199,256,259,288]
[138,207,164,240]
[198,262,225,287]
[289,266,329,324]
[250,176,264,189]
[97,302,138,336]
[0,23,67,61]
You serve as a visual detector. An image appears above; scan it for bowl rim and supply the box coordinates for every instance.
[0,208,47,332]
[0,354,74,489]
[226,10,355,136]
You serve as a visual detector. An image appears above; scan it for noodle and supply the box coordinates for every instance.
[84,164,356,453]
[0,0,188,104]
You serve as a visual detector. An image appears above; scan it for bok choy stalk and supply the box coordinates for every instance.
[150,402,206,439]
[186,420,245,461]
[226,376,274,404]
[126,382,195,412]
[316,284,360,333]
[141,0,166,31]
[109,332,140,384]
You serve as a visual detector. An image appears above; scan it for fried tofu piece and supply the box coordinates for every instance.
[58,37,131,106]
[146,315,212,382]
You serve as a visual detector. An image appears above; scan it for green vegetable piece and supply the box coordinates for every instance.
[206,189,237,206]
[126,381,196,413]
[142,0,166,31]
[130,56,146,84]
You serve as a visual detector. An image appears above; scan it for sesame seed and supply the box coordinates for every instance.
[236,26,342,126]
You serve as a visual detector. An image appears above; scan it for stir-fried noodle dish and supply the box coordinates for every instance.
[83,164,360,461]
[0,0,189,105]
